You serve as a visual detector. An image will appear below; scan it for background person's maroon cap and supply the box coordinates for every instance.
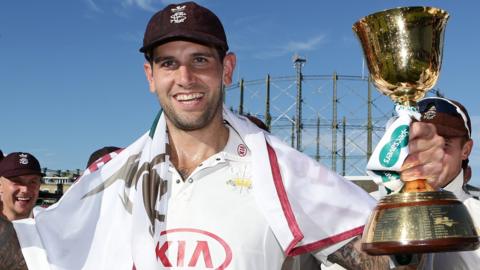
[0,152,44,179]
[139,1,228,57]
[418,97,472,139]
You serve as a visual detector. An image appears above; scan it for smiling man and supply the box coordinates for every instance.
[0,152,43,221]
[136,2,444,269]
[0,2,449,270]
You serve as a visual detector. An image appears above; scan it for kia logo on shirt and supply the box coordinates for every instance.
[156,228,232,269]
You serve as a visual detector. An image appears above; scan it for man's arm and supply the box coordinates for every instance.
[0,215,28,270]
[326,237,421,270]
[327,236,389,270]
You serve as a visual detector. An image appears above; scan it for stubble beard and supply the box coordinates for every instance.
[162,87,224,131]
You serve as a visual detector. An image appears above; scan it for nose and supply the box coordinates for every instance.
[17,184,29,193]
[176,65,195,88]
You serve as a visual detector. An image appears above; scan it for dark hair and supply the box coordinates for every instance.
[86,146,121,168]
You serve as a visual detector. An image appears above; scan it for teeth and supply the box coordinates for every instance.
[176,93,203,101]
[17,197,31,201]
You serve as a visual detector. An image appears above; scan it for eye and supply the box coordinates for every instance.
[159,59,177,69]
[193,56,208,64]
[153,56,178,69]
[443,137,459,150]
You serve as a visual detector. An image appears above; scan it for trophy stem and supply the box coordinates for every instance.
[402,179,435,193]
[389,88,424,107]
[395,99,418,108]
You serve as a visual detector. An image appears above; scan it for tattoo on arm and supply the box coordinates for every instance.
[327,236,390,270]
[0,216,28,270]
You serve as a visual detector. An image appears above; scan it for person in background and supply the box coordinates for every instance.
[418,97,480,270]
[86,146,122,168]
[0,152,43,221]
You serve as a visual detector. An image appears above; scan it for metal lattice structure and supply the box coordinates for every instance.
[225,66,396,176]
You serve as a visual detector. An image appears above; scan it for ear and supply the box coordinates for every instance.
[143,62,156,93]
[0,177,4,196]
[462,139,473,160]
[222,52,236,86]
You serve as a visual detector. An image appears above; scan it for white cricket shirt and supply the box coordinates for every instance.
[162,125,286,269]
[160,125,338,269]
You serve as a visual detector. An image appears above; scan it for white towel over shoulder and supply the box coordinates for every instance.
[14,108,375,270]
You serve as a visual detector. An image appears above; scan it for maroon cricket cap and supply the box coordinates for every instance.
[418,97,472,139]
[0,152,44,179]
[139,1,228,57]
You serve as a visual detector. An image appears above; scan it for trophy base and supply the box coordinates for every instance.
[362,237,480,255]
[362,191,480,255]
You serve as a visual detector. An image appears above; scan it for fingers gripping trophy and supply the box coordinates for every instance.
[353,7,479,255]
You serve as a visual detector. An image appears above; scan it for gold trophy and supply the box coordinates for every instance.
[353,7,479,255]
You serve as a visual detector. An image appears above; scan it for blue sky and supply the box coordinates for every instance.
[1,0,480,186]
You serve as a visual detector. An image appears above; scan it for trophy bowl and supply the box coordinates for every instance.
[353,6,480,255]
[353,6,448,106]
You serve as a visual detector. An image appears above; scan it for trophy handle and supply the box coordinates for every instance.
[402,179,435,192]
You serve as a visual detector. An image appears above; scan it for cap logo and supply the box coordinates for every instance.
[423,105,437,120]
[19,153,29,165]
[170,5,187,24]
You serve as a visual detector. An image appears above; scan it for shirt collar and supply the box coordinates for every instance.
[220,124,251,162]
[444,171,471,201]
